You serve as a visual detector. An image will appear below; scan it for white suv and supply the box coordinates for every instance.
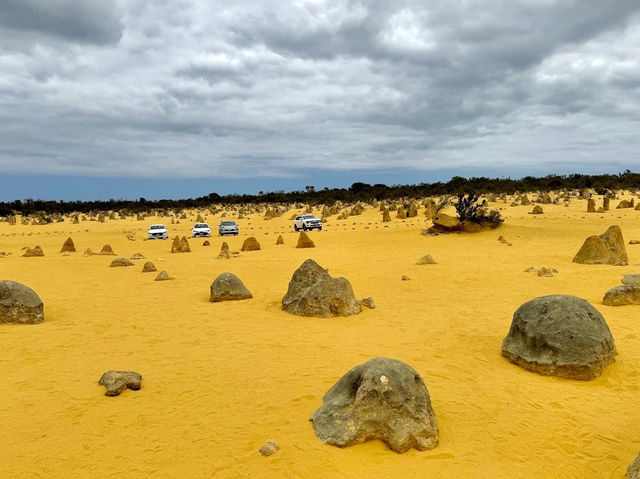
[191,223,211,237]
[294,214,322,231]
[147,224,168,239]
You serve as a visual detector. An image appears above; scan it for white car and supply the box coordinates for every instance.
[293,214,322,231]
[192,223,212,238]
[147,224,168,239]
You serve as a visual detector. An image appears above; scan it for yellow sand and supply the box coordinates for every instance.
[1,199,639,478]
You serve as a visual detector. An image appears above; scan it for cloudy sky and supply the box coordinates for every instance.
[1,0,639,200]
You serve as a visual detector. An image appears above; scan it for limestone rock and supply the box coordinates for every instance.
[210,273,252,302]
[296,231,315,248]
[155,271,171,281]
[110,258,134,267]
[171,236,191,253]
[537,267,556,277]
[401,275,411,281]
[60,237,76,253]
[217,241,232,259]
[98,370,142,396]
[100,244,116,256]
[203,240,210,246]
[573,225,628,266]
[382,209,391,222]
[83,248,96,257]
[130,253,145,260]
[627,451,640,479]
[259,441,279,457]
[416,255,437,265]
[142,261,157,273]
[23,246,44,257]
[587,198,596,212]
[530,205,544,215]
[276,235,284,245]
[360,297,376,309]
[523,266,536,273]
[630,240,640,245]
[310,357,439,453]
[622,275,640,285]
[602,284,640,306]
[0,280,44,324]
[502,295,616,380]
[282,259,361,317]
[241,237,261,251]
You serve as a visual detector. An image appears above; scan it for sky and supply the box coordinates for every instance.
[0,0,639,201]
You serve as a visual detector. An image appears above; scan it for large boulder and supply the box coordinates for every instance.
[572,225,628,266]
[0,280,44,324]
[210,273,252,302]
[602,284,640,306]
[310,357,439,453]
[60,237,76,253]
[502,295,616,380]
[98,370,142,396]
[281,259,361,317]
[241,237,261,251]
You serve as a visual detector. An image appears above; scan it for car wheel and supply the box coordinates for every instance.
[294,225,299,231]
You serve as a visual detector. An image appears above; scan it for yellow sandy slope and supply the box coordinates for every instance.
[1,198,640,479]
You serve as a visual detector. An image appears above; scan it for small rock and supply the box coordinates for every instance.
[60,237,76,253]
[241,237,261,251]
[296,231,315,248]
[603,284,640,306]
[142,261,157,272]
[203,240,210,246]
[537,267,555,277]
[22,246,44,257]
[130,253,145,260]
[523,266,536,273]
[100,244,116,256]
[110,258,134,267]
[210,273,252,302]
[360,297,376,309]
[155,271,171,281]
[401,275,411,281]
[276,235,284,245]
[259,441,279,457]
[98,370,142,396]
[622,275,640,285]
[416,255,437,265]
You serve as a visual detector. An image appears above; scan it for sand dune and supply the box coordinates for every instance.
[1,197,640,478]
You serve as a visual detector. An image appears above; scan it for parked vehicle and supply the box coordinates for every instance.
[191,223,212,238]
[218,220,239,236]
[147,224,168,240]
[293,214,322,231]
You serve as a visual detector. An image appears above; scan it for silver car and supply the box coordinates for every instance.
[218,221,239,236]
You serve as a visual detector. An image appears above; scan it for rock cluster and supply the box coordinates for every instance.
[23,246,44,257]
[310,357,439,453]
[282,259,361,317]
[502,295,616,380]
[0,280,44,324]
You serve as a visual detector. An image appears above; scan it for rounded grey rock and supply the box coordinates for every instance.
[210,273,252,302]
[0,280,44,324]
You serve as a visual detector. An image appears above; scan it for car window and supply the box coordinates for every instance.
[150,225,165,229]
[295,216,301,220]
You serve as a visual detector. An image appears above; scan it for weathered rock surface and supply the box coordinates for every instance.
[382,209,391,222]
[23,246,44,257]
[171,236,191,253]
[217,241,231,259]
[100,244,116,255]
[296,231,315,248]
[60,237,76,253]
[142,261,157,272]
[627,451,640,479]
[154,270,171,281]
[502,295,616,380]
[259,441,279,457]
[416,255,437,265]
[573,225,628,266]
[530,205,544,214]
[210,273,252,302]
[602,284,640,306]
[0,280,44,324]
[622,275,640,285]
[310,357,439,453]
[360,297,376,309]
[241,237,261,251]
[282,259,361,317]
[98,370,142,396]
[110,258,134,267]
[587,198,596,212]
[276,235,284,245]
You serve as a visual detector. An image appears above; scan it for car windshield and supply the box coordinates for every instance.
[302,215,315,219]
[221,221,236,226]
[150,225,165,230]
[194,223,209,228]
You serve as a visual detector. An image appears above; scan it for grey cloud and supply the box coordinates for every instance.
[0,0,123,45]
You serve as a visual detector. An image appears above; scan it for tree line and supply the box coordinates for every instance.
[1,170,638,217]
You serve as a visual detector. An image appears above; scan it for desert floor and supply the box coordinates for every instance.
[1,199,640,478]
